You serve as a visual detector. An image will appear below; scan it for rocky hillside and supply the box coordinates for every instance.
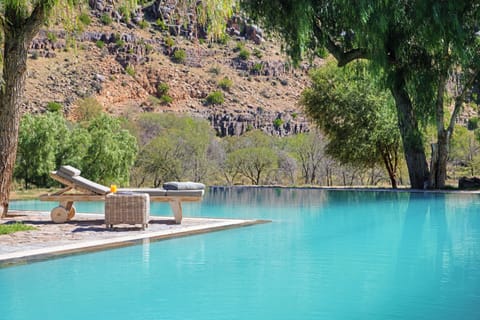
[23,1,317,136]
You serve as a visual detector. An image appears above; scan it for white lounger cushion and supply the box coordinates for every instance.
[163,182,206,190]
[165,189,204,197]
[119,188,204,197]
[54,170,110,195]
[58,165,81,177]
[72,176,111,195]
[118,188,167,196]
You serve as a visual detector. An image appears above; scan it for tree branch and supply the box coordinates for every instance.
[325,37,369,67]
[24,0,56,42]
[448,67,480,134]
[313,20,369,66]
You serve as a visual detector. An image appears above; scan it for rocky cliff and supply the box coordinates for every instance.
[23,1,316,136]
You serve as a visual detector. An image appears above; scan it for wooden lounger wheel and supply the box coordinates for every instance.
[51,203,76,223]
[50,206,69,223]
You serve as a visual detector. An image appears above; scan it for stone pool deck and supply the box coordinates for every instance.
[0,211,267,267]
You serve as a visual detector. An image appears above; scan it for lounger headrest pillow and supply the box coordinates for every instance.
[163,181,206,190]
[58,165,81,177]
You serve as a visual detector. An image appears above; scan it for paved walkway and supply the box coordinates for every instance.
[0,211,266,266]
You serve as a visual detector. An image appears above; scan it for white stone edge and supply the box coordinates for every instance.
[0,217,261,264]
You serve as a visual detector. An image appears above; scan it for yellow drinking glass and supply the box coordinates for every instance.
[110,184,117,193]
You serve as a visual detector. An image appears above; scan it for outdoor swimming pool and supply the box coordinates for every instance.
[2,188,480,319]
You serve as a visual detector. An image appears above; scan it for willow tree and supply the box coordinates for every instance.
[242,0,480,189]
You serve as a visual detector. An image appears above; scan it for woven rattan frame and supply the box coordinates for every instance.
[105,193,150,230]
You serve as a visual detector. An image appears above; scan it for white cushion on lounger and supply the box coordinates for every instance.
[59,165,81,177]
[163,182,206,190]
[118,188,167,197]
[53,170,110,195]
[71,176,111,195]
[165,189,205,197]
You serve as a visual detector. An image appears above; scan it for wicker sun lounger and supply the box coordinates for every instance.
[39,165,205,224]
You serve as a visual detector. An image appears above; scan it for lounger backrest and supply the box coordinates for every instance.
[72,176,111,195]
[58,165,81,177]
[54,169,110,195]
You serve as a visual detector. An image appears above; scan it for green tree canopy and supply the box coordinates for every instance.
[82,115,138,186]
[15,113,137,188]
[302,60,401,188]
[133,114,214,186]
[15,113,67,188]
[242,0,480,189]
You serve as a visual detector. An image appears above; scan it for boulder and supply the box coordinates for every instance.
[458,176,480,190]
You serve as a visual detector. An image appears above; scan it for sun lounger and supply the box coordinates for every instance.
[39,165,205,224]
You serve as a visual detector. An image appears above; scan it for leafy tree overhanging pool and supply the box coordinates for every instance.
[2,188,480,319]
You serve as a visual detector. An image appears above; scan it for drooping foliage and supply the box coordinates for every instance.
[242,0,480,189]
[302,60,401,188]
[14,113,138,188]
[81,114,138,186]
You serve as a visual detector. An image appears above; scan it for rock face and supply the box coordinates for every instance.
[23,3,314,136]
[458,176,480,189]
[206,109,308,137]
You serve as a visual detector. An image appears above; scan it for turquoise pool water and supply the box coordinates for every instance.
[2,188,480,319]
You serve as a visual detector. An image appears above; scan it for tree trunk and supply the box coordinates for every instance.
[0,32,30,217]
[390,73,429,189]
[380,149,398,189]
[0,2,55,217]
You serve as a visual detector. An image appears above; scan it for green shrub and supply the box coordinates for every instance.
[206,91,225,105]
[157,82,169,97]
[165,36,175,48]
[46,101,62,112]
[160,95,173,104]
[273,118,284,129]
[253,48,263,58]
[291,112,298,119]
[239,48,250,60]
[139,20,149,29]
[47,32,57,43]
[218,77,233,91]
[96,40,105,49]
[144,43,154,52]
[217,34,230,45]
[125,65,135,76]
[156,19,168,30]
[119,5,131,22]
[251,62,262,74]
[172,49,186,63]
[234,42,245,52]
[101,13,112,25]
[79,12,91,25]
[115,39,125,47]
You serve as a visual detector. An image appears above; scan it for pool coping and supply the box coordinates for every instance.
[0,215,269,267]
